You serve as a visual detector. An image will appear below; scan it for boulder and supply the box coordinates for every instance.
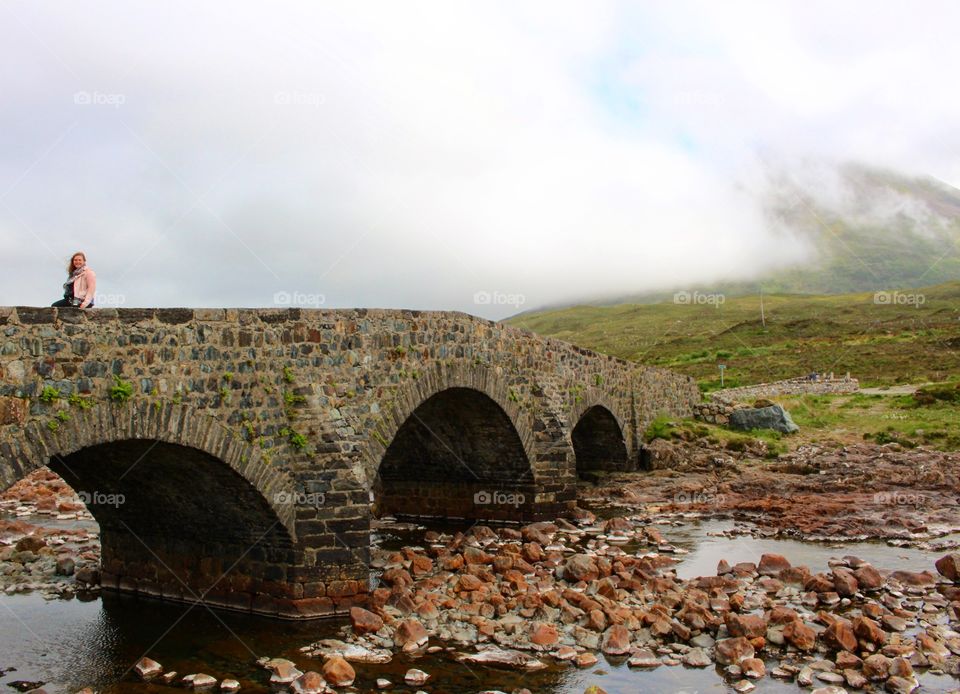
[601,625,631,655]
[729,405,799,434]
[291,671,326,694]
[714,637,755,665]
[394,618,429,651]
[349,606,383,635]
[757,553,791,577]
[782,621,816,651]
[322,657,355,687]
[403,669,430,686]
[564,554,599,583]
[936,553,960,582]
[134,657,163,680]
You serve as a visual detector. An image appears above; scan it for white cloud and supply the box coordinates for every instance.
[1,1,959,318]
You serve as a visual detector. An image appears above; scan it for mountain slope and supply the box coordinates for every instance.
[507,281,960,389]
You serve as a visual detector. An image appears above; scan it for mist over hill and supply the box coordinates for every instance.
[522,163,960,313]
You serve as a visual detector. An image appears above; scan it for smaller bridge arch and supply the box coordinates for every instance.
[569,392,632,474]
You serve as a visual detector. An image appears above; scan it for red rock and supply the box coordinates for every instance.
[823,619,858,652]
[767,606,799,625]
[832,568,859,597]
[416,601,439,621]
[853,564,883,591]
[457,574,484,592]
[564,554,599,583]
[782,621,817,651]
[381,567,412,587]
[862,654,890,680]
[575,652,598,667]
[935,553,960,582]
[441,553,464,571]
[714,637,755,665]
[322,657,355,687]
[836,651,862,669]
[725,613,767,638]
[889,656,913,678]
[530,622,559,647]
[758,553,791,576]
[14,535,45,553]
[804,574,834,593]
[890,570,935,587]
[134,657,163,680]
[741,657,765,679]
[463,546,493,565]
[587,609,607,632]
[521,521,556,545]
[780,565,812,586]
[394,618,429,651]
[350,606,383,635]
[521,542,543,563]
[601,624,631,655]
[410,554,433,576]
[853,616,886,647]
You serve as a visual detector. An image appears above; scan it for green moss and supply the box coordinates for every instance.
[68,393,93,410]
[109,375,133,404]
[39,386,61,404]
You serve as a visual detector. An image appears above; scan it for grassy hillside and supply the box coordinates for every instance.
[508,282,960,390]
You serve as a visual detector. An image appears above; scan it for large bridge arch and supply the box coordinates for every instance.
[0,402,316,615]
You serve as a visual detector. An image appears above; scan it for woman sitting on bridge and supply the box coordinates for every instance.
[51,251,96,309]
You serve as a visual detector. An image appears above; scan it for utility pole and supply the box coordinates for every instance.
[760,286,766,329]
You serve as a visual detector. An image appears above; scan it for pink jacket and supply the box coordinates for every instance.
[74,268,96,308]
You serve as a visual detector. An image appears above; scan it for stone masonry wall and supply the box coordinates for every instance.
[710,375,859,404]
[0,305,699,616]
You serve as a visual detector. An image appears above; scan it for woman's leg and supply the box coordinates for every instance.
[51,299,72,307]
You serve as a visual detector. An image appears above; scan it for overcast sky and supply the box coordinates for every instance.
[2,1,959,319]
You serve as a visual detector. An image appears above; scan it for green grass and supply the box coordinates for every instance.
[508,281,960,389]
[779,387,960,451]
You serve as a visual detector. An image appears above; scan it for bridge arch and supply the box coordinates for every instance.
[0,402,304,613]
[366,363,539,520]
[569,393,631,473]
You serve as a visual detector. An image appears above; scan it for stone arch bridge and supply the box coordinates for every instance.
[0,306,697,618]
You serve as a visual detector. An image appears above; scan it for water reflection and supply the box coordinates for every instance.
[1,518,959,693]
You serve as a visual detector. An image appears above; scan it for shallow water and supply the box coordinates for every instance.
[2,518,959,693]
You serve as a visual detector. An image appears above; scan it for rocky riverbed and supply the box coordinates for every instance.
[601,438,960,545]
[4,438,960,693]
[0,468,101,598]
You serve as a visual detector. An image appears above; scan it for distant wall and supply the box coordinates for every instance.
[709,375,860,405]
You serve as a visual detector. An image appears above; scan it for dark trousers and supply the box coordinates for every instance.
[52,299,93,308]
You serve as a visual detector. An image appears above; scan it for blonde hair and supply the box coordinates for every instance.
[67,252,86,276]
